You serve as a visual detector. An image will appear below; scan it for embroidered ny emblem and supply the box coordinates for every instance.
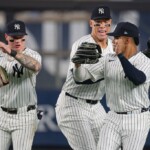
[98,8,104,14]
[13,64,24,78]
[14,24,20,30]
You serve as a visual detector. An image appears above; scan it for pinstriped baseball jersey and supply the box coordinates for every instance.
[74,52,150,111]
[56,34,114,150]
[0,48,41,108]
[62,34,114,100]
[74,51,150,150]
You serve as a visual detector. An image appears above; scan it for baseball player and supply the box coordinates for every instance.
[55,6,114,150]
[73,22,150,150]
[0,20,42,150]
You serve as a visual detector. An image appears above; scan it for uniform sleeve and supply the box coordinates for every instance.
[73,56,105,82]
[73,66,91,82]
[28,51,42,65]
[140,59,150,83]
[118,54,146,85]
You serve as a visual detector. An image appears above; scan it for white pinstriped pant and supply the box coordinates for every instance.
[55,91,107,150]
[0,106,38,150]
[97,111,150,150]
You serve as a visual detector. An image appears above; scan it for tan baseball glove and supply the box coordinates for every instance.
[0,66,9,87]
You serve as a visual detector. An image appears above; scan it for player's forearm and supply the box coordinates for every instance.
[73,66,91,82]
[14,53,41,72]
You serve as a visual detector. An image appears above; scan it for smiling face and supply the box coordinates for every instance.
[5,34,26,52]
[90,19,112,41]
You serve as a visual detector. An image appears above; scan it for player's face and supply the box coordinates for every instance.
[5,34,26,52]
[90,19,112,41]
[112,36,127,54]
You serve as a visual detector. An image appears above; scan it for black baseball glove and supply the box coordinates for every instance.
[71,42,101,64]
[143,39,150,58]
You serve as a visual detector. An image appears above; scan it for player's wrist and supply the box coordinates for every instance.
[9,50,17,57]
[75,63,81,68]
[117,53,124,58]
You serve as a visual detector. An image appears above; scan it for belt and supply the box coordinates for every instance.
[65,92,98,105]
[1,105,36,114]
[115,107,149,115]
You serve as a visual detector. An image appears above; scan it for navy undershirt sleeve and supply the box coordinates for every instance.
[118,54,146,85]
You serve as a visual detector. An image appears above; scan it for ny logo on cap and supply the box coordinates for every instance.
[124,31,128,34]
[14,24,20,30]
[98,8,104,14]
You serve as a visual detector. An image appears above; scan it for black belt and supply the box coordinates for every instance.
[65,92,98,105]
[116,107,149,115]
[1,105,36,114]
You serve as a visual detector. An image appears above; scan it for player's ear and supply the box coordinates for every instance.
[124,37,129,45]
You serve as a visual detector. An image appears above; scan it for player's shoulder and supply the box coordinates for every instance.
[132,52,150,69]
[138,52,150,62]
[24,47,41,56]
[0,50,6,57]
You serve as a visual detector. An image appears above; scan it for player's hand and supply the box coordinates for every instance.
[113,43,122,55]
[112,37,123,55]
[0,42,11,54]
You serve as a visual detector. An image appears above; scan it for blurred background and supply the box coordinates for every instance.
[1,0,150,149]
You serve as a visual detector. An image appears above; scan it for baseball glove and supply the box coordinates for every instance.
[0,66,9,87]
[143,39,150,58]
[71,42,101,64]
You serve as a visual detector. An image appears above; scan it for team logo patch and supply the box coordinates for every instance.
[13,64,24,78]
[14,24,20,30]
[98,8,104,14]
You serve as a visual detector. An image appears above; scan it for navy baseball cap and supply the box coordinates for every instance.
[107,22,139,38]
[91,6,111,20]
[6,20,27,36]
